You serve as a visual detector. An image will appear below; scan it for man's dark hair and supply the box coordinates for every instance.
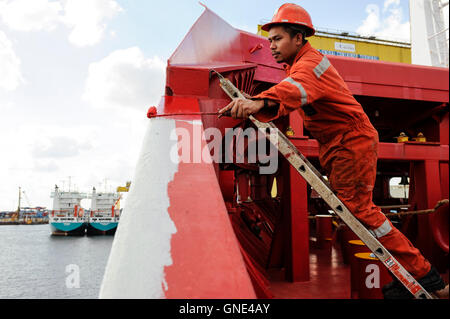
[282,24,307,44]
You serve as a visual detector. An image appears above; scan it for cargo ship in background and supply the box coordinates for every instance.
[48,181,129,236]
[100,2,448,299]
[49,185,87,236]
[86,187,122,235]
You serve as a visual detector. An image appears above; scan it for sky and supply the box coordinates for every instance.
[0,0,413,210]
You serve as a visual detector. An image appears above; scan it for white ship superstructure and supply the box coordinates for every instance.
[50,185,88,235]
[87,187,121,235]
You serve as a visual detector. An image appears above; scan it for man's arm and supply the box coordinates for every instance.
[218,98,279,120]
[251,67,325,122]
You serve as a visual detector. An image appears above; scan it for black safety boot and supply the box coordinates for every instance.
[382,266,446,299]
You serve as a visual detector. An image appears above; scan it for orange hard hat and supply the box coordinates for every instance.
[261,3,315,37]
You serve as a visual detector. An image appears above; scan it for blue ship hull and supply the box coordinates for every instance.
[50,222,86,235]
[86,222,118,235]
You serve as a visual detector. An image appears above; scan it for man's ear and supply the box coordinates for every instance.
[295,33,303,46]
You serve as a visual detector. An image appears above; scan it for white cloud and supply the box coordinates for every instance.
[0,0,62,32]
[83,47,166,111]
[357,0,410,41]
[383,0,400,12]
[32,136,92,159]
[0,117,144,210]
[34,160,59,172]
[357,4,381,35]
[0,31,24,91]
[0,0,122,47]
[62,0,123,47]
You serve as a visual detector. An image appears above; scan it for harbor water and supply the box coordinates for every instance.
[0,224,113,299]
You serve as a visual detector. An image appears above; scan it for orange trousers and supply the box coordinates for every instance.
[318,117,431,279]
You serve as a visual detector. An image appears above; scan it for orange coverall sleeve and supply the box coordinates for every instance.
[252,67,325,122]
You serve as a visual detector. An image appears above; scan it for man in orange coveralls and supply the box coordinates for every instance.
[219,3,447,299]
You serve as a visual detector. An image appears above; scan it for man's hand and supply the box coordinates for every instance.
[218,98,264,120]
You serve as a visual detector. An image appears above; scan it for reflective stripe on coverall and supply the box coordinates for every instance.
[253,41,431,279]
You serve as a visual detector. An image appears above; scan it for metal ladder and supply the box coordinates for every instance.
[214,70,434,299]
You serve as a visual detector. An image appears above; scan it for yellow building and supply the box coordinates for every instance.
[257,26,411,64]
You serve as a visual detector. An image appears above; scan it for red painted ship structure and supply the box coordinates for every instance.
[100,7,449,299]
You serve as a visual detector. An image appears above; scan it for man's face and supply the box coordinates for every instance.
[268,26,303,65]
